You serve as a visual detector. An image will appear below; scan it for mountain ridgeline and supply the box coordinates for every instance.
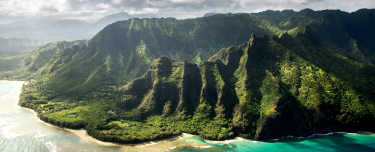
[31,14,285,97]
[0,40,87,80]
[14,9,375,143]
[28,8,375,99]
[116,28,375,140]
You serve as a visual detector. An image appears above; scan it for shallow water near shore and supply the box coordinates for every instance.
[1,81,375,152]
[173,133,375,151]
[0,81,126,152]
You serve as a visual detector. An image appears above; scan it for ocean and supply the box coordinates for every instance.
[1,81,375,152]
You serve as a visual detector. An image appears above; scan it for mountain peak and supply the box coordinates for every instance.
[249,33,257,45]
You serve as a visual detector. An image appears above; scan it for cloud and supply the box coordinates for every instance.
[39,5,59,13]
[0,0,374,24]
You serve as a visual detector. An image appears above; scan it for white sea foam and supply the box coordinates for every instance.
[0,94,10,102]
[0,118,32,139]
[34,130,46,138]
[193,146,213,148]
[267,132,356,141]
[167,146,177,151]
[45,140,57,152]
[347,133,357,135]
[1,124,25,139]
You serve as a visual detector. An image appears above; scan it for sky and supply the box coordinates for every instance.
[0,0,374,24]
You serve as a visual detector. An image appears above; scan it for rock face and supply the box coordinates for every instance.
[25,9,375,101]
[117,57,202,117]
[117,27,375,140]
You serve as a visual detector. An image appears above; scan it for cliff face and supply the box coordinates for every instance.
[117,57,202,117]
[117,27,375,140]
[15,9,375,143]
[23,9,375,102]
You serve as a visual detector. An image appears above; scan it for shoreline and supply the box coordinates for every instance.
[4,80,246,148]
[21,105,245,150]
[5,80,375,151]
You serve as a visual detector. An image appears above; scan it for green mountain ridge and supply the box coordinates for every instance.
[0,37,50,57]
[30,14,286,98]
[0,40,87,80]
[115,27,375,140]
[26,9,375,100]
[251,8,375,65]
[4,8,375,143]
[18,27,375,143]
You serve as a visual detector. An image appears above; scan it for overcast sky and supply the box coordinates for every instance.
[0,0,374,24]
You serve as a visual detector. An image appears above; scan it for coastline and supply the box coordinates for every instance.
[7,80,375,151]
[6,79,231,150]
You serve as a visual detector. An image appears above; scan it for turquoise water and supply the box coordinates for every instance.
[1,81,375,152]
[175,134,375,152]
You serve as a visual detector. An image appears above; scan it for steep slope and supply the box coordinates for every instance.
[14,9,375,143]
[32,14,287,97]
[22,9,375,100]
[0,19,93,42]
[115,27,375,140]
[0,37,48,56]
[253,8,375,65]
[0,19,55,29]
[0,40,87,80]
[20,27,375,143]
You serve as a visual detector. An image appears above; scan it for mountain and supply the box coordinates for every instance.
[29,14,286,98]
[0,19,56,29]
[0,13,158,45]
[88,12,132,30]
[251,8,375,65]
[19,27,375,143]
[3,8,375,143]
[0,19,92,42]
[85,12,157,34]
[114,27,375,140]
[24,9,375,100]
[0,37,49,57]
[46,20,90,33]
[0,40,87,80]
[203,12,220,17]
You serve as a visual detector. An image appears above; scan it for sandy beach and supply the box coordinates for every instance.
[3,80,236,151]
[356,131,375,135]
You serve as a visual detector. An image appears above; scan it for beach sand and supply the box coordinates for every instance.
[4,80,235,151]
[356,131,375,135]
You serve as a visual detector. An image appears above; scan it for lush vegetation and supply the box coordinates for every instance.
[0,40,87,80]
[0,37,49,57]
[10,8,375,143]
[19,26,375,143]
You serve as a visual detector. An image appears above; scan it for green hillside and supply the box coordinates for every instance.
[6,8,375,143]
[30,14,289,98]
[25,9,375,101]
[19,27,375,143]
[0,40,87,80]
[0,37,49,57]
[251,8,375,65]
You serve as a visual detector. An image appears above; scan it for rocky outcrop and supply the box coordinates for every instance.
[117,30,375,140]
